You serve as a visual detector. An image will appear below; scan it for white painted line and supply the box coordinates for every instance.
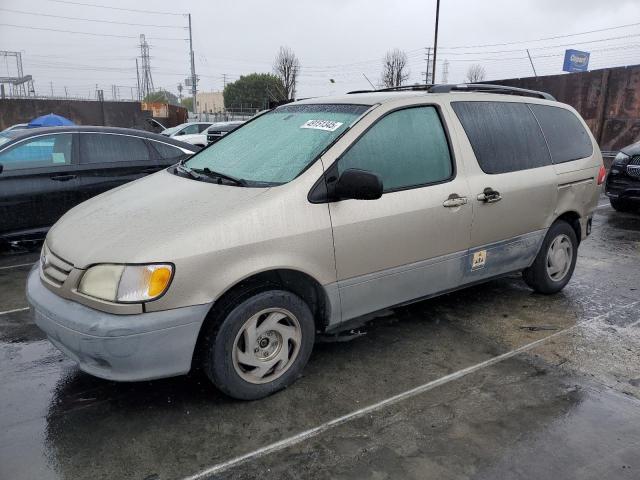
[0,262,35,271]
[0,307,29,316]
[596,203,611,210]
[181,300,640,480]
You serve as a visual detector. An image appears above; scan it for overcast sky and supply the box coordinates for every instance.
[1,0,640,101]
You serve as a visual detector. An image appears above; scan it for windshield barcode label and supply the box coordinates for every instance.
[300,120,344,132]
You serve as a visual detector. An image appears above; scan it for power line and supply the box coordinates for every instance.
[0,23,187,40]
[46,0,185,16]
[441,21,640,49]
[0,8,185,28]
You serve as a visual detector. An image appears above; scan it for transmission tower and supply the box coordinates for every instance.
[0,51,35,97]
[139,34,154,99]
[442,59,450,84]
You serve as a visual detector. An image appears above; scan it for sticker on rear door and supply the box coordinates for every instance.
[300,119,344,132]
[471,250,487,271]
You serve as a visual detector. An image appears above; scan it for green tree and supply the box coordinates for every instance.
[223,73,286,110]
[143,89,179,106]
[180,97,193,111]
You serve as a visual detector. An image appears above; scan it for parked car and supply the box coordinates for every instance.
[0,126,199,244]
[27,85,604,400]
[177,121,246,148]
[605,142,640,212]
[160,122,213,138]
[1,123,29,133]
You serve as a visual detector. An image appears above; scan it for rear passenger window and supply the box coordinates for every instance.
[338,106,453,192]
[529,104,593,163]
[79,133,150,164]
[452,101,551,174]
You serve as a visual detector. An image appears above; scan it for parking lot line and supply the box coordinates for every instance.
[0,262,35,271]
[181,300,640,480]
[0,307,30,316]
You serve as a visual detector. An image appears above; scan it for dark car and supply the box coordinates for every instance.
[206,121,245,144]
[605,142,640,212]
[0,126,199,244]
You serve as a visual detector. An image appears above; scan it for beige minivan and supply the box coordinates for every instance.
[27,84,605,399]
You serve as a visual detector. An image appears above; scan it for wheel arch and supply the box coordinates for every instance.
[554,210,582,244]
[191,268,334,370]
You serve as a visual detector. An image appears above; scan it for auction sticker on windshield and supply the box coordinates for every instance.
[300,119,344,131]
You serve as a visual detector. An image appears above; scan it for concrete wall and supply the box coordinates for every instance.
[0,99,187,132]
[196,91,225,114]
[492,65,640,152]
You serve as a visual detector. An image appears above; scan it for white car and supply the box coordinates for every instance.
[160,122,213,139]
[177,121,246,148]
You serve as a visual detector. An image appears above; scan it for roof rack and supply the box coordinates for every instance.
[346,83,555,101]
[428,83,556,101]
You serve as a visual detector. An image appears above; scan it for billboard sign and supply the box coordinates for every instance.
[563,49,590,72]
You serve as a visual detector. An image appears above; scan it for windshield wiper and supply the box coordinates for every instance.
[193,167,247,186]
[175,163,201,180]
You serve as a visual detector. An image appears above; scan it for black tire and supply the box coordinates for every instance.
[201,290,315,400]
[523,220,578,295]
[610,198,635,212]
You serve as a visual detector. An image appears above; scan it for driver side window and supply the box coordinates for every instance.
[338,106,453,192]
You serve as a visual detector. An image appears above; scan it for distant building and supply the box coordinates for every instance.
[196,91,224,114]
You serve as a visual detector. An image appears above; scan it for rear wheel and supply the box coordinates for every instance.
[610,198,635,212]
[201,290,315,400]
[523,220,578,294]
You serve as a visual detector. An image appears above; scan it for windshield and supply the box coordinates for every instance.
[0,133,14,147]
[185,104,368,185]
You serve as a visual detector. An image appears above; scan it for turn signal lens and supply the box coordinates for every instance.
[597,165,606,185]
[148,267,172,297]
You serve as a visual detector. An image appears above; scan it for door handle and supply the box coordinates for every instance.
[477,187,502,203]
[50,174,76,182]
[443,194,468,208]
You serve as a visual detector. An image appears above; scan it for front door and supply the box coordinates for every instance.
[327,105,473,322]
[0,132,78,238]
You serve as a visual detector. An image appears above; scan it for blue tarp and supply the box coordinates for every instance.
[27,113,75,128]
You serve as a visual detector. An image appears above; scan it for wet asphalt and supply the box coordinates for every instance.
[1,199,639,480]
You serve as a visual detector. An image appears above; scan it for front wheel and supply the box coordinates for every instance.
[523,220,578,294]
[201,290,315,400]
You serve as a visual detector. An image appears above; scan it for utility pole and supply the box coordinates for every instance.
[188,13,197,113]
[222,73,227,90]
[526,49,538,77]
[432,0,441,85]
[424,47,432,84]
[50,81,54,97]
[64,86,68,98]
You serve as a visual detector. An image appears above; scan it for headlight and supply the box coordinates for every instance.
[613,152,630,166]
[78,264,173,303]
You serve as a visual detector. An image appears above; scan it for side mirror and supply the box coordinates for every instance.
[334,168,383,200]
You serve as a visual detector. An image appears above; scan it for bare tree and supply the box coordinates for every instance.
[273,46,300,100]
[381,48,410,88]
[465,64,486,83]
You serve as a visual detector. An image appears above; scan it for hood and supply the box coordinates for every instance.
[47,169,269,268]
[620,140,640,156]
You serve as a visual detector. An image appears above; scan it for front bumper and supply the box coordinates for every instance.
[605,172,640,201]
[26,268,211,381]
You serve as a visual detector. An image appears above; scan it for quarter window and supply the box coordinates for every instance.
[452,101,551,174]
[338,106,453,192]
[0,134,73,171]
[79,133,150,164]
[529,104,593,163]
[150,141,189,162]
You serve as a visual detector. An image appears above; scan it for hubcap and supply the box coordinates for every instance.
[546,234,573,282]
[232,308,302,384]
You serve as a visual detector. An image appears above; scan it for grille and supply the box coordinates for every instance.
[41,245,74,287]
[628,155,640,178]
